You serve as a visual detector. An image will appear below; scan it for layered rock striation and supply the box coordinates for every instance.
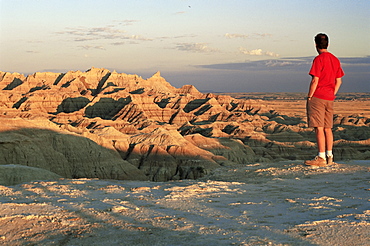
[1,68,369,181]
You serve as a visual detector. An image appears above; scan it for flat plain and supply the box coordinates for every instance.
[219,92,370,117]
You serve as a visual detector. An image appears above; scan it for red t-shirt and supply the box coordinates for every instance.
[309,52,345,101]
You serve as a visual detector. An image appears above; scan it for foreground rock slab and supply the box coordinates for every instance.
[0,161,369,245]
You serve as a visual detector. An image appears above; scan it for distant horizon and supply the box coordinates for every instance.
[2,57,369,93]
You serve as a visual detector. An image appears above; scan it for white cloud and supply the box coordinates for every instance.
[253,33,273,38]
[264,51,280,57]
[174,34,197,39]
[79,45,105,50]
[114,19,140,26]
[264,60,293,67]
[111,42,125,46]
[157,34,197,40]
[26,50,40,53]
[127,35,153,41]
[240,48,263,56]
[239,47,279,57]
[175,43,219,53]
[74,37,95,42]
[225,33,249,39]
[56,24,152,43]
[225,33,273,39]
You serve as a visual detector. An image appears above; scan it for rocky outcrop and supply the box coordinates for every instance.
[1,68,369,181]
[0,164,62,186]
[0,118,147,181]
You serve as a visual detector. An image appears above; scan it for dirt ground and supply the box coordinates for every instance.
[1,160,369,246]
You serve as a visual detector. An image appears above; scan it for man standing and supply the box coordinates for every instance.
[305,33,345,166]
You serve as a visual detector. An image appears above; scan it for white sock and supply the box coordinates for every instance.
[326,150,333,157]
[318,152,326,159]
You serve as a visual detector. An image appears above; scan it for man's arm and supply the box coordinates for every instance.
[307,76,319,99]
[334,77,342,95]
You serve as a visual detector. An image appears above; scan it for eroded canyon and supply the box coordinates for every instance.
[1,67,369,183]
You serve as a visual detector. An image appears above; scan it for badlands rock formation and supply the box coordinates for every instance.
[0,164,62,186]
[0,68,369,182]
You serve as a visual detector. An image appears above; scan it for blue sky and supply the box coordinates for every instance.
[1,0,369,92]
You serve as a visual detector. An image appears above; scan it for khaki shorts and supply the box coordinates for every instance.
[306,97,334,128]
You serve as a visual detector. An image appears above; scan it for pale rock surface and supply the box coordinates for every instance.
[0,161,368,245]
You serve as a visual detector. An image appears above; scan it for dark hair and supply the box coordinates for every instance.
[314,33,329,49]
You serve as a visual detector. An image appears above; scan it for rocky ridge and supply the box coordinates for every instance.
[0,67,369,182]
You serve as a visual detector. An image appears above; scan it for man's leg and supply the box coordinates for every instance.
[305,127,327,166]
[324,127,334,164]
[324,127,333,151]
[324,99,334,164]
[305,97,327,166]
[315,127,326,154]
